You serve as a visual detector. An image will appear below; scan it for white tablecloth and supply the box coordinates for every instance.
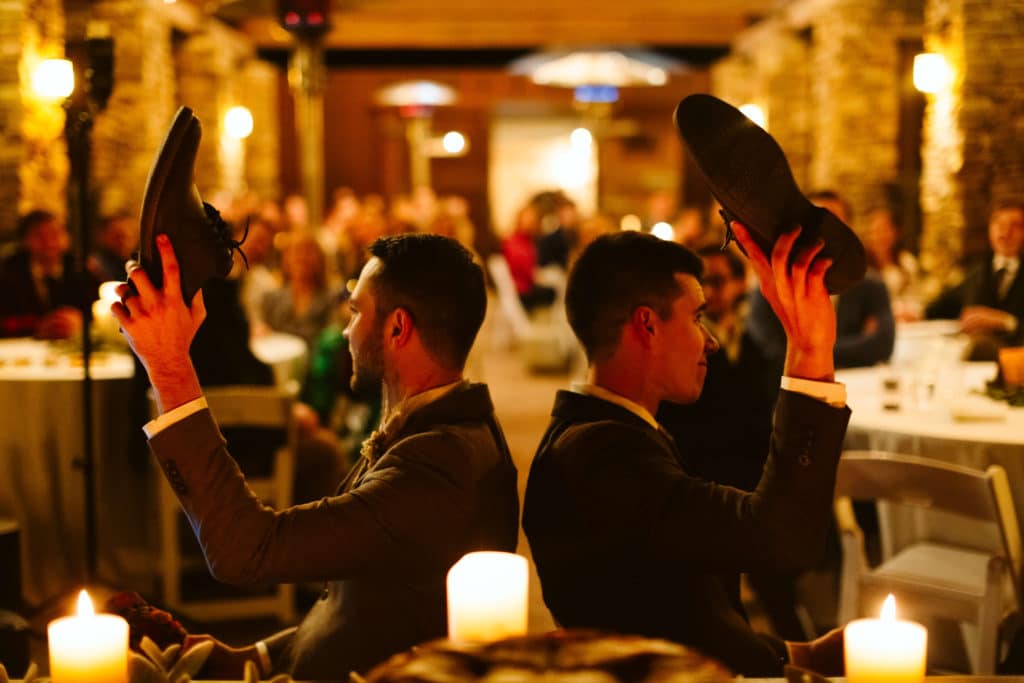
[0,339,145,606]
[837,361,1024,558]
[250,332,308,386]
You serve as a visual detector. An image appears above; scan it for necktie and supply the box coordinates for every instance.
[995,267,1011,300]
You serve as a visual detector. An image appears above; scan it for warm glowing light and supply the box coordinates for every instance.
[620,214,642,232]
[651,222,674,241]
[98,281,120,304]
[447,552,528,642]
[48,589,128,683]
[881,593,896,620]
[224,106,254,139]
[442,131,466,154]
[570,127,593,149]
[32,59,74,100]
[76,590,94,617]
[913,53,952,94]
[739,103,767,129]
[844,594,927,683]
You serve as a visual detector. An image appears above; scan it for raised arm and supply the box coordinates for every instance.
[112,234,205,413]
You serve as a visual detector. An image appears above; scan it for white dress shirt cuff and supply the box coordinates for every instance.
[254,640,272,676]
[143,397,208,438]
[780,376,846,408]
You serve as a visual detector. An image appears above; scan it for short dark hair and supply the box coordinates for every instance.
[368,233,486,370]
[17,210,57,240]
[566,231,704,363]
[991,199,1024,218]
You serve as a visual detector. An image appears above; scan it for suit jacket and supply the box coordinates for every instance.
[522,389,850,676]
[656,329,778,492]
[747,275,894,369]
[148,382,519,679]
[925,257,1024,345]
[0,250,95,337]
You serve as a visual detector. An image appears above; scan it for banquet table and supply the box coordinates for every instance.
[0,331,311,608]
[250,331,308,385]
[836,359,1024,558]
[0,338,142,607]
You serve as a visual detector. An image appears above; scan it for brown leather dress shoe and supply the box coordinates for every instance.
[674,94,865,294]
[138,106,243,303]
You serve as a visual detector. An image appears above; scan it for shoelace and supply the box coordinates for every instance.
[203,201,250,269]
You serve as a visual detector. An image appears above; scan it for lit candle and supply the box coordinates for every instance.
[92,281,123,343]
[48,589,129,683]
[845,594,927,683]
[446,551,528,642]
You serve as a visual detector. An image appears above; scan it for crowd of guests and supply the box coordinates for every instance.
[1,179,1023,678]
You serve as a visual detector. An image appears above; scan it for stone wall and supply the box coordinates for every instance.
[712,0,922,232]
[241,60,281,201]
[921,0,1024,276]
[0,0,69,235]
[0,1,278,238]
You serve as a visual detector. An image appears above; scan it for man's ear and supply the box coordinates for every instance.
[630,306,657,347]
[386,306,414,348]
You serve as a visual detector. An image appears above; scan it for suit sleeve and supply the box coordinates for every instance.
[834,278,895,368]
[148,408,488,584]
[559,391,849,574]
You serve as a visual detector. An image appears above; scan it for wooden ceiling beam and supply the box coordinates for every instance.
[240,14,753,49]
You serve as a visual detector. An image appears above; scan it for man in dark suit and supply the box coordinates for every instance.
[926,201,1024,353]
[0,210,95,339]
[747,191,895,370]
[523,225,850,676]
[112,234,519,680]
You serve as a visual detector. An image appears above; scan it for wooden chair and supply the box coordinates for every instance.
[485,254,574,372]
[835,450,1021,673]
[150,383,299,624]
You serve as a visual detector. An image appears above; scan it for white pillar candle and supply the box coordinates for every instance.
[845,594,927,683]
[447,551,528,642]
[48,590,129,683]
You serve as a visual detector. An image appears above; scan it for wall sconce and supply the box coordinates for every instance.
[422,130,469,157]
[913,53,952,94]
[739,103,767,129]
[31,59,75,100]
[224,105,254,139]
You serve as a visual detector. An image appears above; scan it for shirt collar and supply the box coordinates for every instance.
[571,382,660,431]
[362,379,467,465]
[994,255,1020,273]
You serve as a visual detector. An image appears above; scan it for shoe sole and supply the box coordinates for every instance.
[139,106,198,265]
[674,94,865,293]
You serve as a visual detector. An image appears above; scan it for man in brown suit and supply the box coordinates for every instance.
[113,233,519,680]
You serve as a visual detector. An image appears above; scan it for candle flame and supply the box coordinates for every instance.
[881,593,896,621]
[76,589,94,617]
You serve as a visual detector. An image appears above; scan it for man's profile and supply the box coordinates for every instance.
[112,233,519,680]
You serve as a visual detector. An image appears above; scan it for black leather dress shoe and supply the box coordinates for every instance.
[674,94,865,294]
[138,106,242,303]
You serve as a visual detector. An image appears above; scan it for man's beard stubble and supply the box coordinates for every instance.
[350,326,385,400]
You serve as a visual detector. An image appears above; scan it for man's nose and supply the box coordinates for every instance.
[705,329,721,354]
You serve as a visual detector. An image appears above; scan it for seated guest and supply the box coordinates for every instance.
[657,246,776,491]
[235,215,279,333]
[503,202,556,311]
[113,233,518,680]
[864,207,919,309]
[0,210,95,339]
[260,234,333,347]
[89,213,138,282]
[522,227,850,677]
[748,191,895,369]
[926,200,1024,355]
